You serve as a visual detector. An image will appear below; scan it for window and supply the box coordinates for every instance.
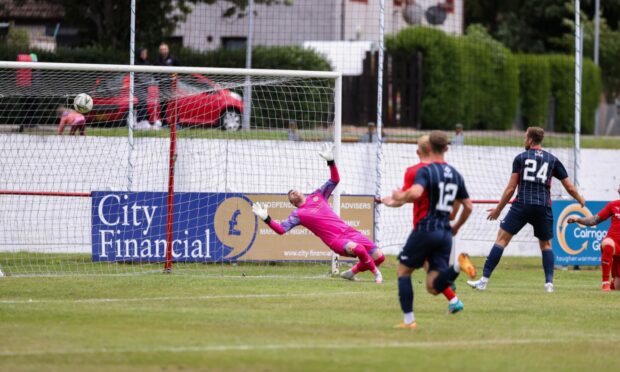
[221,37,247,51]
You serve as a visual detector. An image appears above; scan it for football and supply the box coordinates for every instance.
[73,93,93,114]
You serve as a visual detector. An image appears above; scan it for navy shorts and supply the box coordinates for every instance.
[398,229,452,272]
[500,203,553,241]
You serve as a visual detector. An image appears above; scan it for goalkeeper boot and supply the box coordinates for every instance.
[374,271,383,284]
[467,278,487,291]
[340,269,358,282]
[602,281,611,292]
[448,299,464,314]
[458,253,477,279]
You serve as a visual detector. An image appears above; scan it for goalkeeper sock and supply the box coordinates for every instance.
[352,245,377,274]
[482,244,504,278]
[374,254,385,267]
[351,262,368,274]
[352,252,384,274]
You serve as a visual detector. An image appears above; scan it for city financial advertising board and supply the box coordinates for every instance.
[552,200,610,266]
[91,192,374,262]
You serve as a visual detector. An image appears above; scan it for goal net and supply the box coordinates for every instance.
[376,135,576,257]
[0,62,363,277]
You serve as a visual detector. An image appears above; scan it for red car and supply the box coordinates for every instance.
[86,73,244,131]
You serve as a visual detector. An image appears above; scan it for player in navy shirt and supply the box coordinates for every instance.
[467,127,585,293]
[391,131,477,329]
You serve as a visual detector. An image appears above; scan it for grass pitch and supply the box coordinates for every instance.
[1,256,619,371]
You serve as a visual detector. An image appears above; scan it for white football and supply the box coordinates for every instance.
[73,93,93,114]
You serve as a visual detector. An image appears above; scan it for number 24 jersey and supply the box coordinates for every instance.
[512,148,568,207]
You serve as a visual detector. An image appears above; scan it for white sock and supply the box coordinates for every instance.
[404,312,415,324]
[480,277,489,283]
[453,260,461,273]
[449,296,459,305]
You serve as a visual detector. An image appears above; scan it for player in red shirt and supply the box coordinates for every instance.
[380,135,465,314]
[567,183,620,291]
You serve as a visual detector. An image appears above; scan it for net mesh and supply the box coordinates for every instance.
[0,65,352,276]
[0,0,593,275]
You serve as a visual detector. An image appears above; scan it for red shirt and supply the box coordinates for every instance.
[597,200,620,239]
[402,162,430,229]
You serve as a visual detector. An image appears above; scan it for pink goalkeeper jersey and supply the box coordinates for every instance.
[267,164,358,249]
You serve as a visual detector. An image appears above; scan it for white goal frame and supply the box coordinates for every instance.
[0,61,343,275]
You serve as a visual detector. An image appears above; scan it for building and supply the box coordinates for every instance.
[174,0,464,53]
[0,0,82,51]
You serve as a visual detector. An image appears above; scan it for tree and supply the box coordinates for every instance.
[203,0,293,18]
[465,0,574,53]
[39,0,196,49]
[558,5,620,100]
[6,26,30,50]
[581,0,620,30]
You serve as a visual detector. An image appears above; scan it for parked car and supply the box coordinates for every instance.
[86,73,244,131]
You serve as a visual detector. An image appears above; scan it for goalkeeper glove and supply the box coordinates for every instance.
[252,202,270,222]
[318,143,335,165]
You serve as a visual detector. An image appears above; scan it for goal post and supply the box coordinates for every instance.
[0,61,353,277]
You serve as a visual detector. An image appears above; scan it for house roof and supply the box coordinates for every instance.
[0,0,64,21]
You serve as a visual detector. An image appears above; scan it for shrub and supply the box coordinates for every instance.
[386,26,518,130]
[548,55,602,134]
[516,54,551,127]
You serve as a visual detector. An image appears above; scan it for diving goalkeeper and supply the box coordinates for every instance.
[252,144,385,283]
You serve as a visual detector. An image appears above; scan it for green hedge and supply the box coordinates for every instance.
[386,26,602,133]
[0,44,128,64]
[517,54,551,127]
[581,59,603,134]
[0,44,331,71]
[462,25,519,130]
[548,55,602,134]
[178,45,332,71]
[387,27,464,130]
[387,26,519,130]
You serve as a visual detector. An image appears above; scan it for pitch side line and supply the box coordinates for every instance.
[1,337,619,357]
[0,290,368,304]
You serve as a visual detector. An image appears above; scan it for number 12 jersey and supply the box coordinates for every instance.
[414,162,469,232]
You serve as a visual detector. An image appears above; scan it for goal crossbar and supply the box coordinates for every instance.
[0,61,342,79]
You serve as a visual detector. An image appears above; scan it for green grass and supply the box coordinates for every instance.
[89,126,290,140]
[1,256,619,371]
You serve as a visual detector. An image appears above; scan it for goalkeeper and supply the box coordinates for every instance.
[252,144,385,283]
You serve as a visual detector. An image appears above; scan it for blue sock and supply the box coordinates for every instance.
[483,244,505,278]
[433,267,459,293]
[542,249,554,283]
[398,276,414,314]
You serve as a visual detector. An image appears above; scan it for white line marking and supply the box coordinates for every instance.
[0,291,367,304]
[1,337,618,357]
